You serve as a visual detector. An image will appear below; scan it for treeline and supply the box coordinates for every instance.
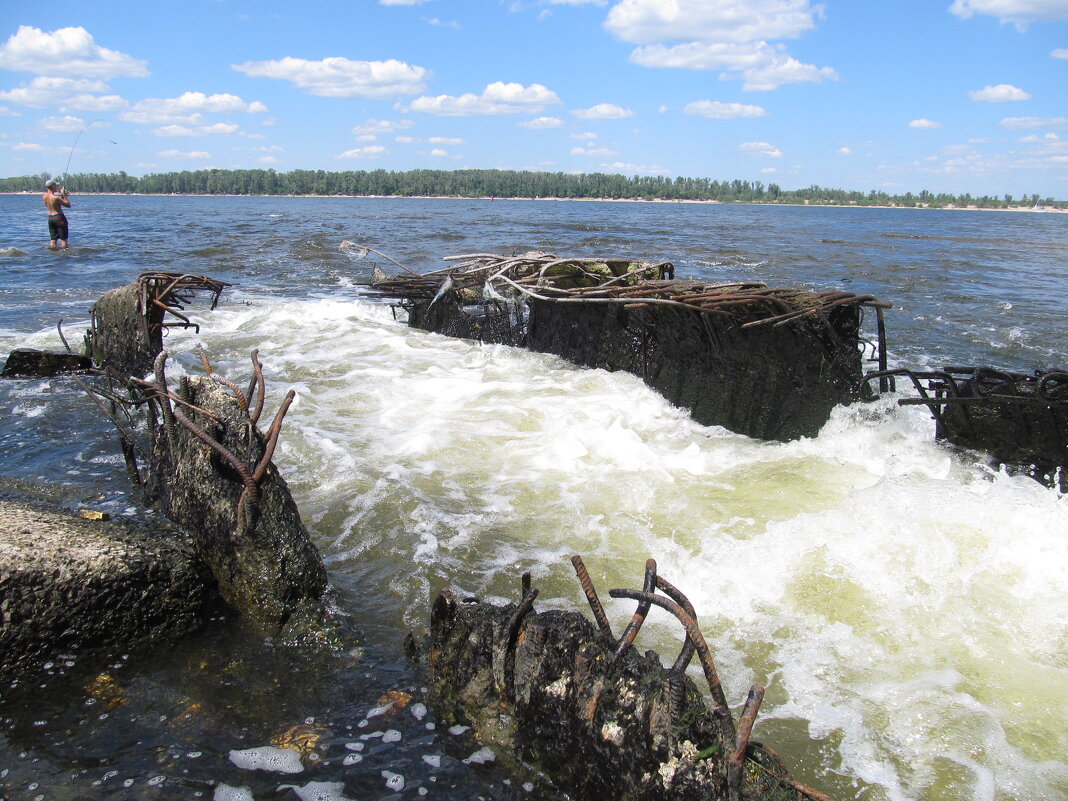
[1,168,1062,209]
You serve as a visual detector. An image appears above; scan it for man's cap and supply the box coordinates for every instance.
[45,178,59,188]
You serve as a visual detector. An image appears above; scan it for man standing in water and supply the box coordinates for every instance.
[43,178,71,249]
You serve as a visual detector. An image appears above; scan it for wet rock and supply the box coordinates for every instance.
[0,492,218,685]
[426,588,801,801]
[140,371,330,635]
[1,348,92,377]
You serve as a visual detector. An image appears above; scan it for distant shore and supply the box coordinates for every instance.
[2,190,1065,212]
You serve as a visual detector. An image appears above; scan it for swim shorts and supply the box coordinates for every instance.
[48,213,68,242]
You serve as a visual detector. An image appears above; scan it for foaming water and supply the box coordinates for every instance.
[157,293,1068,801]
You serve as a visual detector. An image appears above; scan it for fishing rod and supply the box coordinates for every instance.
[58,118,106,188]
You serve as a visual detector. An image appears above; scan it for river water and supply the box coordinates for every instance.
[0,195,1065,801]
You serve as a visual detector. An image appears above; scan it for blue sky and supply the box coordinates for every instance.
[1,0,1066,197]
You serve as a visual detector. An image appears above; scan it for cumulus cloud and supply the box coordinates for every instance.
[909,118,943,129]
[519,116,564,128]
[683,100,766,119]
[0,76,126,110]
[838,146,853,155]
[949,0,1068,27]
[39,115,90,132]
[338,145,388,158]
[123,92,268,125]
[152,122,241,137]
[605,0,818,43]
[160,149,210,159]
[429,148,449,156]
[0,26,148,79]
[738,141,783,158]
[1000,116,1068,129]
[603,0,835,89]
[429,136,465,145]
[572,103,633,119]
[353,118,414,135]
[571,145,619,156]
[1054,49,1068,59]
[968,83,1031,102]
[601,160,670,174]
[234,57,429,98]
[405,82,561,116]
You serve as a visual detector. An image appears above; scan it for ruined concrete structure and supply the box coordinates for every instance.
[0,490,218,687]
[427,556,829,801]
[87,272,228,377]
[371,252,891,441]
[867,366,1068,491]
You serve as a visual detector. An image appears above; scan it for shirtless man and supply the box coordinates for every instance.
[43,178,71,249]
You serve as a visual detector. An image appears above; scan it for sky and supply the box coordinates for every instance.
[1,0,1067,198]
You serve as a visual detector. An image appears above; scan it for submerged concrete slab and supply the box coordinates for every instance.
[0,492,218,685]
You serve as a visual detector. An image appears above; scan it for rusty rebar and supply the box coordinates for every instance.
[612,558,657,665]
[727,684,765,799]
[607,588,732,725]
[571,555,614,641]
[655,574,697,673]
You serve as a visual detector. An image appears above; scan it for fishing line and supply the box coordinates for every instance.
[59,118,106,185]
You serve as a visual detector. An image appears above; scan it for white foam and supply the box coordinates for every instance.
[276,781,352,801]
[183,294,1068,801]
[228,746,304,774]
[213,785,254,801]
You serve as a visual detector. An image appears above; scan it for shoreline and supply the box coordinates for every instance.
[2,190,1064,212]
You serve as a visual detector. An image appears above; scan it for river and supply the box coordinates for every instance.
[0,194,1065,801]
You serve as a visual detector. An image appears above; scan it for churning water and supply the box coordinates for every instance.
[0,195,1065,801]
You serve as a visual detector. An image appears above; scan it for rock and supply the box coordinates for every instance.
[0,492,218,685]
[426,583,802,801]
[1,348,92,377]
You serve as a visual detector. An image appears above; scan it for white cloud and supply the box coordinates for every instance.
[949,0,1068,27]
[338,145,388,158]
[968,83,1031,102]
[152,122,241,137]
[1053,48,1068,59]
[605,0,819,44]
[160,149,210,159]
[909,118,943,129]
[738,141,783,158]
[519,116,564,128]
[571,131,599,140]
[572,103,633,119]
[395,136,418,143]
[0,76,126,110]
[353,118,414,135]
[406,82,561,116]
[0,26,148,79]
[429,136,465,145]
[234,57,429,98]
[600,160,669,174]
[609,2,837,90]
[1000,116,1068,129]
[430,148,449,156]
[39,115,89,132]
[838,146,853,155]
[12,142,52,152]
[683,100,766,119]
[0,105,20,116]
[426,18,462,28]
[571,145,619,156]
[123,92,268,125]
[549,0,608,5]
